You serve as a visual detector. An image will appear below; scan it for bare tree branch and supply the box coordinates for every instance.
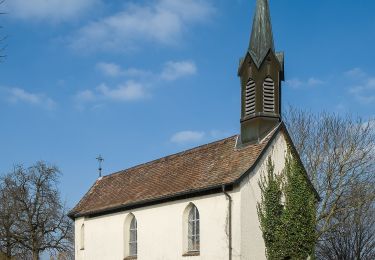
[0,162,74,260]
[285,107,375,259]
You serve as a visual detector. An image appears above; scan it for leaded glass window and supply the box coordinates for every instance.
[129,217,137,256]
[188,206,200,252]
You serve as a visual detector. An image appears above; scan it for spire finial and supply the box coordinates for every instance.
[248,0,274,67]
[96,155,104,178]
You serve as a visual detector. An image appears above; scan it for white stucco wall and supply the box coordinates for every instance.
[239,131,288,260]
[75,192,237,260]
[74,131,288,260]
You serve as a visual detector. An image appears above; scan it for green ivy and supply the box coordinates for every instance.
[257,153,317,260]
[257,157,284,259]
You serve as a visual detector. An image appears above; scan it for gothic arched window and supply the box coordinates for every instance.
[129,216,137,257]
[263,77,275,113]
[245,78,256,116]
[188,205,200,252]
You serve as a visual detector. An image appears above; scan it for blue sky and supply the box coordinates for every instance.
[0,0,374,208]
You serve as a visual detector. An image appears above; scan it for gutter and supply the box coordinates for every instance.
[222,185,232,260]
[69,184,230,219]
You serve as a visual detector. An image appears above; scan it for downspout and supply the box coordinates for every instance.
[222,185,232,260]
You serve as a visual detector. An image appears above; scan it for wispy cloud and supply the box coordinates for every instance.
[5,0,100,22]
[346,68,375,105]
[286,77,325,89]
[170,129,232,144]
[69,0,215,52]
[79,59,197,109]
[5,87,56,110]
[75,81,149,104]
[349,77,375,104]
[96,62,150,78]
[345,68,367,79]
[170,130,205,144]
[97,82,147,101]
[96,60,197,81]
[160,61,197,81]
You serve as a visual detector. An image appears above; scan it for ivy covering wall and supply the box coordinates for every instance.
[257,153,317,260]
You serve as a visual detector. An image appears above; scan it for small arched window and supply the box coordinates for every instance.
[188,205,200,252]
[80,224,85,250]
[129,216,137,256]
[245,78,256,116]
[263,77,275,113]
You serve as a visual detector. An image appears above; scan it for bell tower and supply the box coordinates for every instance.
[238,0,284,145]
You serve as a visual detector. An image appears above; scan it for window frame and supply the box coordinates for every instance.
[124,213,138,259]
[129,217,138,257]
[80,223,85,250]
[184,204,200,255]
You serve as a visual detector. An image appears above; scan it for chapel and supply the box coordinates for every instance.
[69,1,316,259]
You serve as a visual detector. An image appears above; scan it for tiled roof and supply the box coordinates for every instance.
[69,126,281,218]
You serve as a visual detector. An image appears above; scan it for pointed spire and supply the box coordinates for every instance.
[248,0,274,67]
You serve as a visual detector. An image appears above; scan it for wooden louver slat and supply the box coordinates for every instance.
[263,77,275,113]
[245,79,256,116]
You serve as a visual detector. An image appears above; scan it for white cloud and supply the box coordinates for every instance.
[345,68,367,79]
[307,78,325,86]
[170,131,205,144]
[75,81,148,103]
[170,129,233,144]
[286,77,325,89]
[6,0,99,22]
[97,82,147,101]
[96,60,197,81]
[6,87,56,109]
[160,61,197,81]
[75,89,96,102]
[96,62,122,77]
[96,62,150,78]
[70,0,215,52]
[349,77,375,104]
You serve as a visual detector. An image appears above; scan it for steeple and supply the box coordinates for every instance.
[248,0,275,68]
[237,0,284,146]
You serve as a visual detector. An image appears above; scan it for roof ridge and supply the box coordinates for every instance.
[102,134,239,180]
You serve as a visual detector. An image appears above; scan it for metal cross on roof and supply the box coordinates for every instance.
[96,155,104,178]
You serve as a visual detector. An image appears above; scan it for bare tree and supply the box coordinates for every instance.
[284,107,375,259]
[0,176,17,259]
[317,182,375,259]
[1,162,73,260]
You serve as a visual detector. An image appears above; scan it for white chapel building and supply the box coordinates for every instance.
[69,0,316,259]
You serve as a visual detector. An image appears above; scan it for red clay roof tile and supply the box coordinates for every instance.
[70,128,279,218]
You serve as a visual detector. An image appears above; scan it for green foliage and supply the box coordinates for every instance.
[257,154,317,260]
[257,157,284,259]
[280,154,317,259]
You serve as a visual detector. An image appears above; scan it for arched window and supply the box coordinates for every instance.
[129,216,137,257]
[188,205,200,252]
[245,78,256,116]
[80,224,85,250]
[263,77,275,113]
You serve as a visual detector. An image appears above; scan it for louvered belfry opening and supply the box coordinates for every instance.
[238,0,284,145]
[263,77,275,113]
[245,78,256,116]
